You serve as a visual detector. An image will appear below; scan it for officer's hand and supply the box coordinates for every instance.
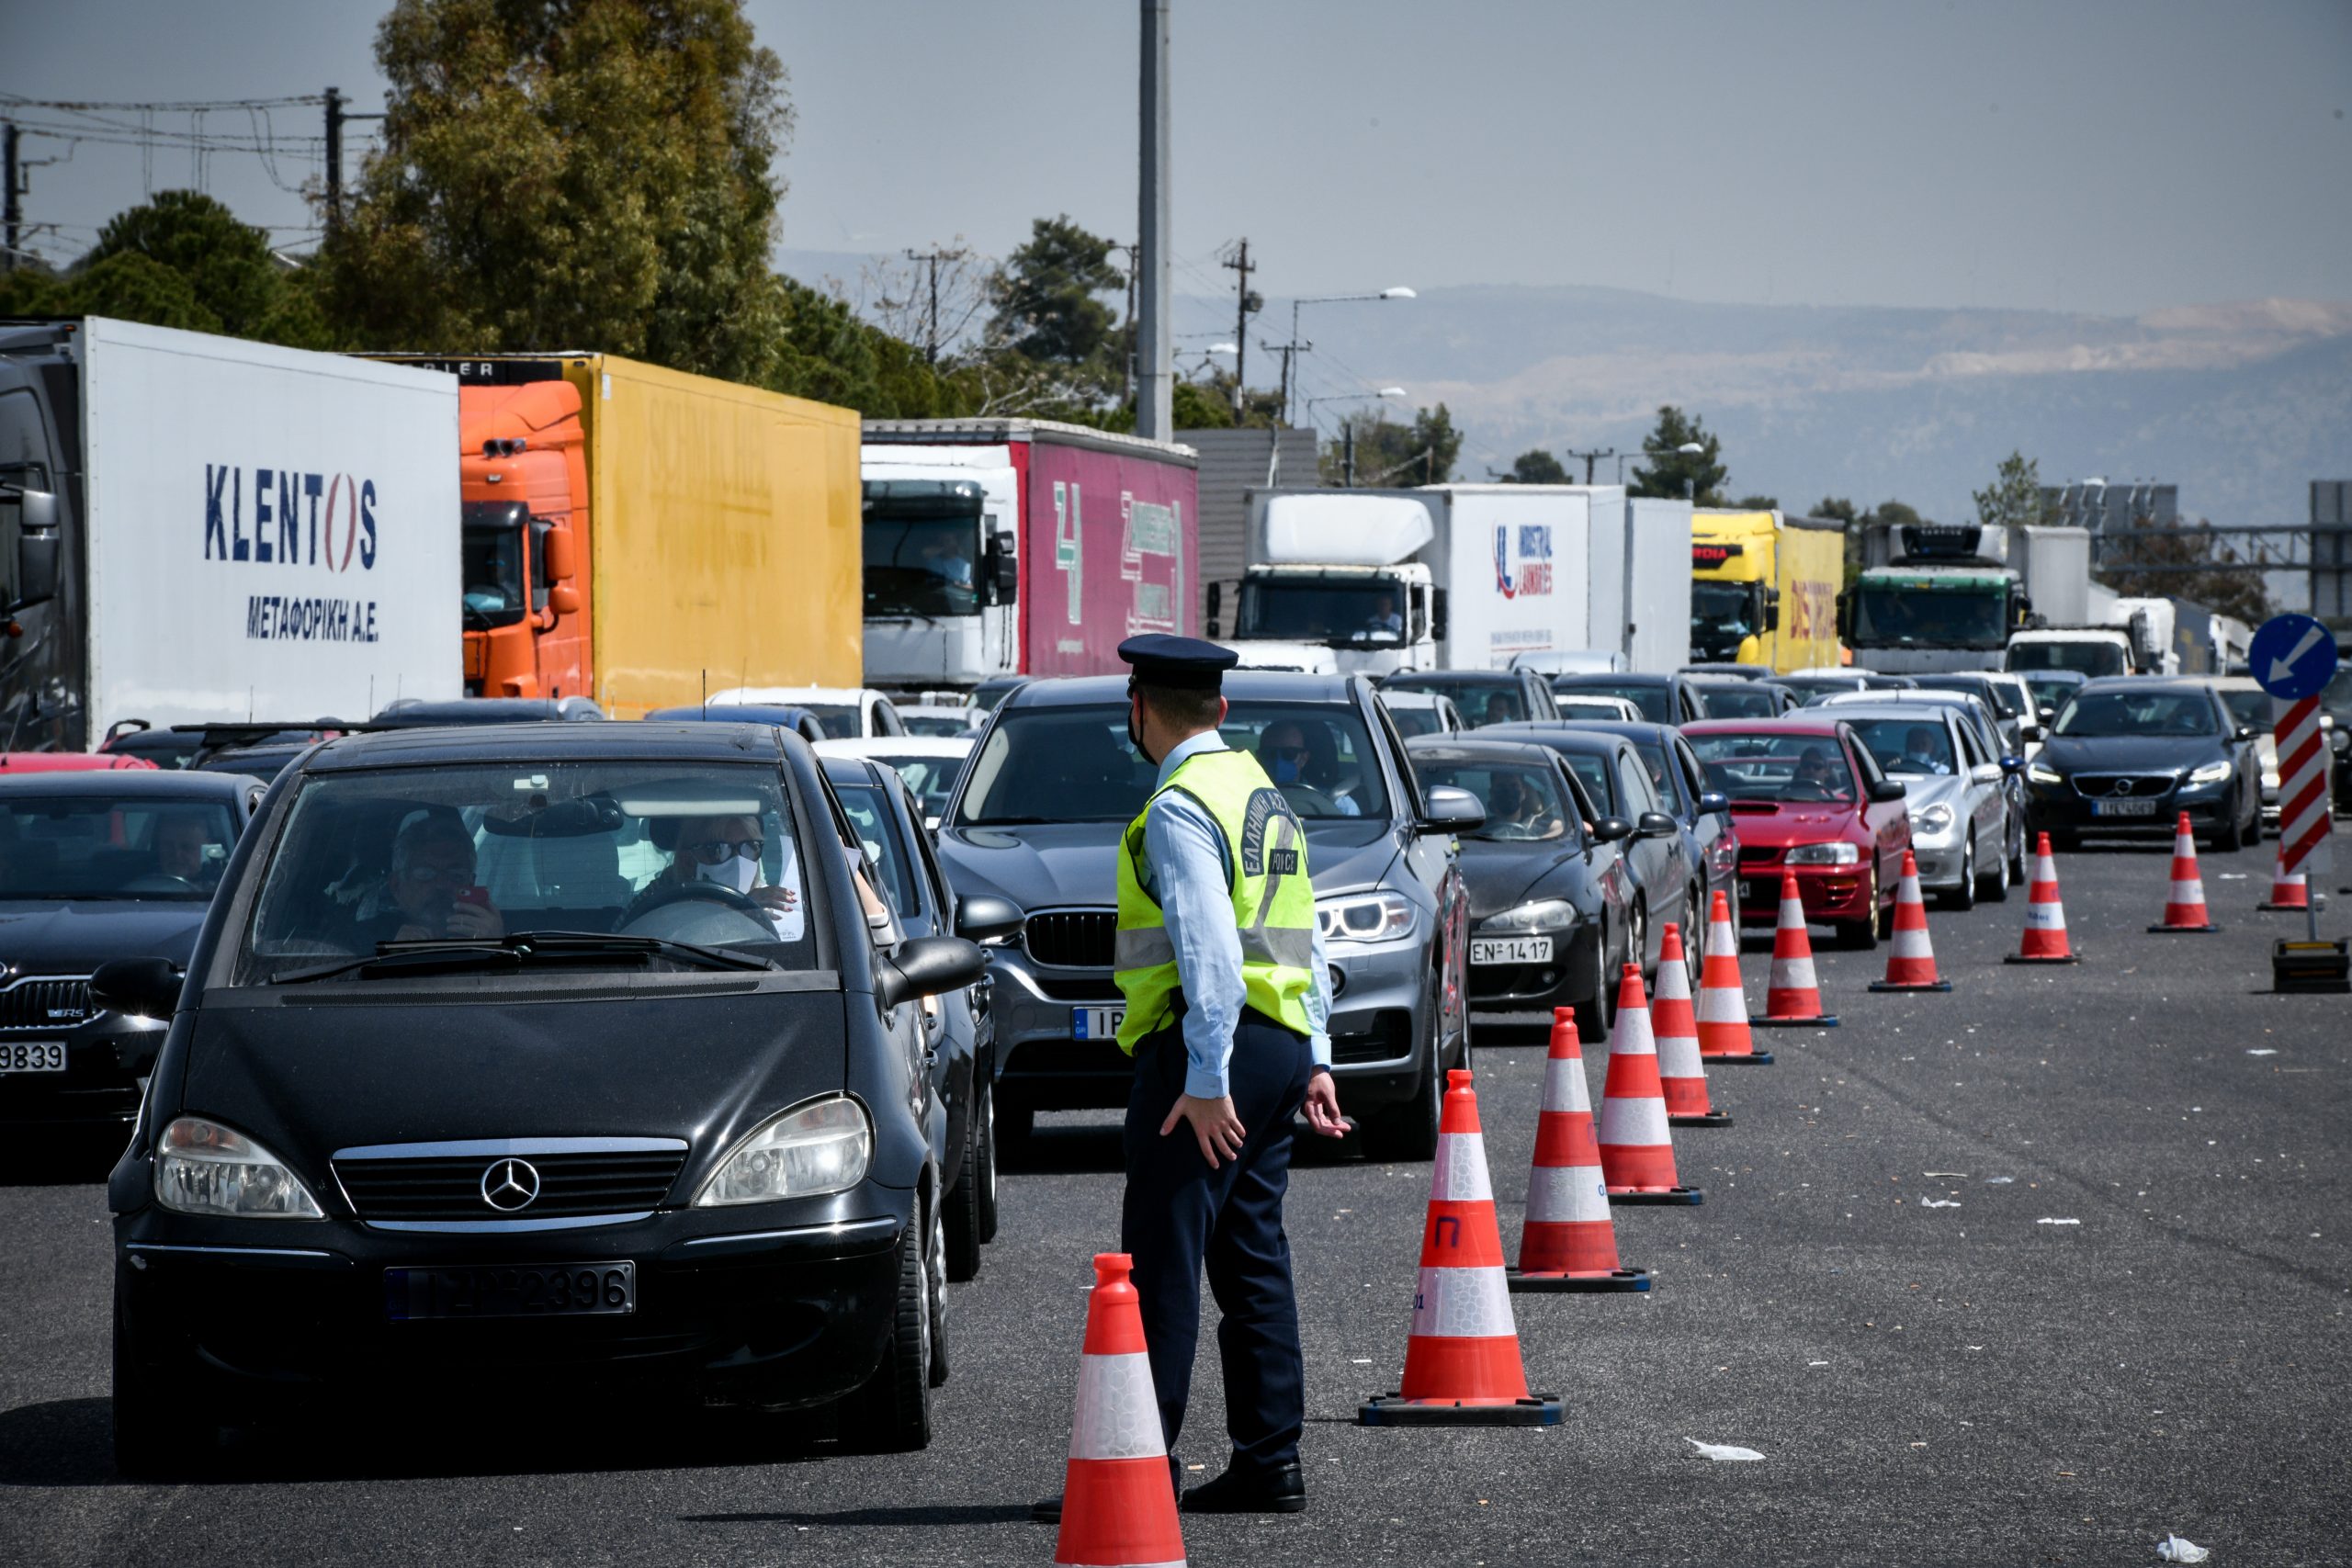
[1162,1093,1246,1168]
[1303,1070,1347,1138]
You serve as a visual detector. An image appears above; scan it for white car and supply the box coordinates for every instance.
[815,736,977,829]
[2209,676,2279,822]
[896,703,983,739]
[1832,702,2018,908]
[1550,694,1645,722]
[710,685,906,739]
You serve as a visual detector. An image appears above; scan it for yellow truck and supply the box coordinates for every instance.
[381,351,863,714]
[1689,509,1845,671]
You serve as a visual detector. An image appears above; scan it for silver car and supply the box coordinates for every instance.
[1817,687,2027,886]
[1832,703,2019,907]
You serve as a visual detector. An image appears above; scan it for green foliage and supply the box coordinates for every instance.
[1813,497,1859,524]
[1322,404,1463,486]
[320,0,790,381]
[1732,493,1779,511]
[1874,500,1923,528]
[1973,451,2055,532]
[2096,521,2273,625]
[1503,448,1569,484]
[1628,406,1727,504]
[987,215,1124,369]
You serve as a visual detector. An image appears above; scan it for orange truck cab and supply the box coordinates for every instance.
[459,379,590,698]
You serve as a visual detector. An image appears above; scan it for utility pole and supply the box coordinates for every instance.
[1566,446,1616,485]
[3,123,18,272]
[1221,238,1253,419]
[1135,0,1173,442]
[903,247,963,366]
[323,86,384,235]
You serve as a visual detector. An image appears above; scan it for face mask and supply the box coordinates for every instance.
[1127,698,1151,762]
[1271,755,1303,785]
[697,852,758,895]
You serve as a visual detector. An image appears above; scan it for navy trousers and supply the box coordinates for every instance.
[1122,1011,1314,1475]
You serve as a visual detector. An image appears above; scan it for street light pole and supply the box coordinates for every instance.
[1281,287,1415,426]
[1135,0,1173,442]
[1306,388,1408,487]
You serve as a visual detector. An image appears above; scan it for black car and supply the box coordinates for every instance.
[374,696,607,725]
[1382,667,1559,728]
[1546,671,1708,727]
[823,751,1015,1280]
[0,771,264,1143]
[104,721,988,1473]
[1688,679,1800,719]
[97,721,206,770]
[650,703,831,744]
[2025,678,2263,850]
[1404,736,1638,1040]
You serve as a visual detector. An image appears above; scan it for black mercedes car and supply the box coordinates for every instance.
[103,721,986,1473]
[2025,678,2263,850]
[1403,736,1637,1040]
[0,771,265,1145]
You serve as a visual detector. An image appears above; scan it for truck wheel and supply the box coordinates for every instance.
[839,1231,934,1453]
[1364,972,1442,1161]
[944,1093,983,1283]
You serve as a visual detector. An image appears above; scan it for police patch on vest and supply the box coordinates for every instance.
[1240,788,1302,877]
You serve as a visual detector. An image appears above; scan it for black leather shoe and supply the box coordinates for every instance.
[1181,1461,1306,1515]
[1034,1455,1185,1523]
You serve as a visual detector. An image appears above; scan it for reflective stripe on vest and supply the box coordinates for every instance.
[1114,747,1318,1053]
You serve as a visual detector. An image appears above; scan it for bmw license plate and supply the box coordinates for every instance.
[386,1262,635,1321]
[1470,936,1553,965]
[2092,798,2159,817]
[0,1042,66,1074]
[1072,1007,1125,1041]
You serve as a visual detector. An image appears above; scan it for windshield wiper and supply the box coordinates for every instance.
[273,930,775,984]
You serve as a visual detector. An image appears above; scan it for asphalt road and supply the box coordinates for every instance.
[2,834,2346,1567]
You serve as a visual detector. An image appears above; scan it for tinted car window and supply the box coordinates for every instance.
[1695,684,1780,719]
[1629,740,1683,808]
[1384,703,1447,739]
[1845,718,1956,775]
[1574,682,1670,724]
[0,795,238,899]
[1560,751,1614,812]
[836,781,918,919]
[1411,760,1577,843]
[1689,733,1860,802]
[1615,751,1659,814]
[2216,688,2268,730]
[2053,692,2217,737]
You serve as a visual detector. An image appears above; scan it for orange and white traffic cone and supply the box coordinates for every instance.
[1869,850,1951,993]
[1755,872,1839,1027]
[1593,964,1703,1206]
[2005,832,2079,964]
[1361,1070,1563,1425]
[1508,1008,1650,1294]
[2148,811,2220,933]
[1053,1254,1187,1568]
[2259,842,2317,912]
[1653,924,1732,1127]
[1696,889,1772,1065]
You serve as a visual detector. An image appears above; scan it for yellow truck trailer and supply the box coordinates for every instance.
[1689,509,1845,671]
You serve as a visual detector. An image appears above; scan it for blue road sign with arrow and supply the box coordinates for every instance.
[2251,614,2339,702]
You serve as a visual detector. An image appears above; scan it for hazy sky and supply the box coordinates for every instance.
[6,0,2348,315]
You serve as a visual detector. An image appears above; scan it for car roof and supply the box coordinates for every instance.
[820,753,890,787]
[1683,716,1845,738]
[1472,724,1629,756]
[1816,688,1985,708]
[645,704,817,724]
[0,769,258,798]
[717,685,878,703]
[1551,671,1674,687]
[1003,671,1359,708]
[2075,677,2218,695]
[1811,704,1960,727]
[1385,669,1521,686]
[297,720,790,773]
[815,737,974,759]
[1503,719,1682,747]
[373,698,595,723]
[1403,735,1577,765]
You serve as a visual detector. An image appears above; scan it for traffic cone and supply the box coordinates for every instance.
[2005,832,2080,964]
[1653,924,1732,1127]
[2259,843,2316,912]
[1508,1008,1650,1294]
[1869,851,1952,993]
[1696,889,1772,1065]
[1754,872,1839,1027]
[2147,812,2220,933]
[1362,1071,1562,1426]
[1053,1254,1188,1568]
[1593,964,1703,1206]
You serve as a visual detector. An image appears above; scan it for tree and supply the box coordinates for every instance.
[1627,406,1727,504]
[320,0,791,382]
[1874,500,1923,528]
[1974,450,2056,532]
[1732,493,1780,511]
[986,215,1124,369]
[1501,448,1569,484]
[1814,497,1859,524]
[1322,403,1463,487]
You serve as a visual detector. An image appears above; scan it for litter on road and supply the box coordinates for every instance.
[2156,1534,2212,1562]
[1686,1438,1766,1462]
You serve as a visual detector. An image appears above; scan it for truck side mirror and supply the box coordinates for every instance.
[989,532,1018,606]
[541,525,578,582]
[2,486,61,610]
[1834,592,1852,639]
[1205,581,1222,638]
[1430,587,1449,643]
[548,581,582,616]
[1761,586,1781,634]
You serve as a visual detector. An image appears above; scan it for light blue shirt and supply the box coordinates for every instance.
[1143,730,1334,1100]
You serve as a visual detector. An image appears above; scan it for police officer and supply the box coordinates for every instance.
[1114,633,1346,1514]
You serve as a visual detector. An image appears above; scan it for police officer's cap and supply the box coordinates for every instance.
[1119,634,1238,692]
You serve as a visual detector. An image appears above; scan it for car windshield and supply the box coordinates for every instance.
[798,704,857,736]
[957,702,1389,825]
[900,712,971,739]
[241,761,819,981]
[2023,673,2082,709]
[1849,582,2009,649]
[1383,702,1447,739]
[2010,639,2129,678]
[1237,579,1408,648]
[835,783,918,918]
[2216,688,2269,731]
[1412,760,1577,843]
[0,795,237,900]
[1844,718,1957,776]
[1688,733,1859,802]
[1391,678,1525,727]
[1696,685,1778,719]
[102,731,204,769]
[2052,692,2218,738]
[1561,682,1669,723]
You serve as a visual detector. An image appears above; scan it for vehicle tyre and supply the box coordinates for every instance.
[1836,870,1880,950]
[1573,917,1617,1042]
[1943,835,1977,911]
[972,1074,1000,1247]
[2215,807,2243,852]
[113,1294,197,1481]
[1364,970,1442,1161]
[1682,886,1705,990]
[1625,899,1648,985]
[944,1091,983,1282]
[1982,832,2011,902]
[2007,824,2028,887]
[926,1195,950,1389]
[839,1230,934,1453]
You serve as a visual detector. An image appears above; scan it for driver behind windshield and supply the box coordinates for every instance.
[152,809,222,890]
[1485,769,1564,840]
[1793,746,1853,800]
[1258,720,1361,817]
[1897,725,1951,775]
[375,815,504,943]
[629,811,805,941]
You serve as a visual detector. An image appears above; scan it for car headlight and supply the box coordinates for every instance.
[1316,890,1415,942]
[1480,898,1578,933]
[153,1116,324,1219]
[1910,803,1954,836]
[695,1097,872,1206]
[1785,841,1860,866]
[2028,763,2064,785]
[2186,760,2233,786]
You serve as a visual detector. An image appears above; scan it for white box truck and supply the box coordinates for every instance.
[0,318,461,750]
[1210,485,1691,677]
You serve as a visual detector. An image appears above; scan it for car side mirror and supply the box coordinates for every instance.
[1635,810,1679,839]
[1698,790,1731,818]
[1999,755,2025,774]
[877,934,988,1010]
[1205,581,1222,638]
[1430,587,1449,643]
[90,956,184,1021]
[1591,815,1633,842]
[955,893,1024,944]
[1869,778,1908,802]
[2037,705,2056,725]
[2233,724,2258,743]
[1418,784,1486,834]
[1972,762,2006,784]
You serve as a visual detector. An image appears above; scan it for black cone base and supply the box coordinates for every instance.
[2147,923,2220,933]
[1607,1187,1703,1206]
[1359,1393,1563,1427]
[1869,979,1953,992]
[1702,1049,1776,1065]
[1507,1267,1650,1294]
[1753,1013,1838,1028]
[2004,952,2081,964]
[1668,1111,1734,1128]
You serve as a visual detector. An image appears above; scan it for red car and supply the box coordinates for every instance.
[1682,717,1911,949]
[0,751,157,773]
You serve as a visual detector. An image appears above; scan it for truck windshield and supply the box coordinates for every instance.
[2008,639,2128,678]
[956,702,1389,825]
[460,504,529,628]
[1236,579,1408,648]
[1849,582,2008,649]
[1690,581,1756,661]
[0,795,237,900]
[865,501,982,619]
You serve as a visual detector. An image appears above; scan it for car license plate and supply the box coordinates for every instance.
[1470,936,1553,965]
[1072,1006,1125,1041]
[385,1261,635,1322]
[2092,798,2160,817]
[0,1042,66,1074]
